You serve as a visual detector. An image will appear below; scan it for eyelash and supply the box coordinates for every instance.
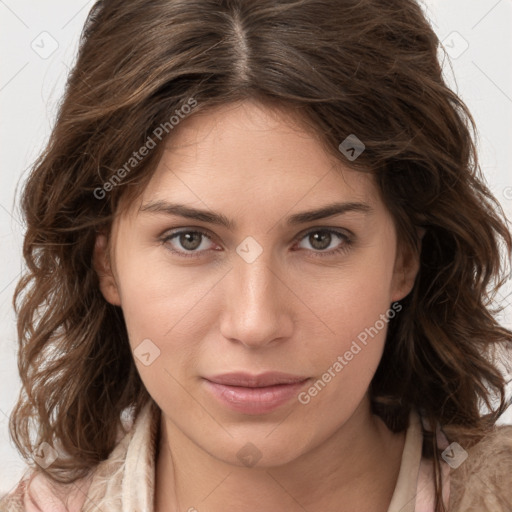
[159,227,353,259]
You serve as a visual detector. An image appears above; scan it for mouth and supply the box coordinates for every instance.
[202,372,311,414]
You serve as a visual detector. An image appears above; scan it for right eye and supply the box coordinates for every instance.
[160,229,220,258]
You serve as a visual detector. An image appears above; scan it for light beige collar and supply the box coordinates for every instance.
[387,409,450,512]
[84,402,448,512]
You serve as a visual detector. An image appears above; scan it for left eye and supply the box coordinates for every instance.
[295,229,349,253]
[161,228,351,258]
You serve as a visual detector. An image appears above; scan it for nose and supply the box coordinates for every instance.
[219,252,294,349]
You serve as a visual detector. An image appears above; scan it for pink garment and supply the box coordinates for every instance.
[21,472,93,512]
[0,404,453,512]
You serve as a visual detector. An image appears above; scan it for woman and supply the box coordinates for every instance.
[2,0,512,511]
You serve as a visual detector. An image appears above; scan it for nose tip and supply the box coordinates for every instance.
[219,258,294,348]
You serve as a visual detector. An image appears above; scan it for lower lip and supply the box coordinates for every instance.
[203,379,310,414]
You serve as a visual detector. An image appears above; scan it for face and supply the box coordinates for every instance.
[94,99,419,467]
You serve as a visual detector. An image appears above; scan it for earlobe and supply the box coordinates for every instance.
[93,233,121,306]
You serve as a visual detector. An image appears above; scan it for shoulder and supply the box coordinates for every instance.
[0,470,93,512]
[0,401,155,512]
[448,424,512,512]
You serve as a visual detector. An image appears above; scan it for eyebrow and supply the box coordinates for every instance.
[139,200,373,230]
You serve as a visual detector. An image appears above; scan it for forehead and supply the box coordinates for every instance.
[122,100,384,224]
[155,101,373,186]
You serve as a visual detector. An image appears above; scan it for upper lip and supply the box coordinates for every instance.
[204,372,310,388]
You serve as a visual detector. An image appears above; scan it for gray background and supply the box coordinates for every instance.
[1,0,511,494]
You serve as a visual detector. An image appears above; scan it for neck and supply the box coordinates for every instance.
[155,398,406,512]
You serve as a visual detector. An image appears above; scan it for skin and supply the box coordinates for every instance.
[94,99,421,512]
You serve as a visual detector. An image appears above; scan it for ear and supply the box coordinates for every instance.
[390,227,425,302]
[93,233,122,306]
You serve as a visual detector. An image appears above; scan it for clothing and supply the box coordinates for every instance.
[1,400,511,511]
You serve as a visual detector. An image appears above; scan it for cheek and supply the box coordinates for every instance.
[114,248,221,362]
[298,287,395,417]
[303,243,397,379]
[114,255,205,404]
[320,248,396,336]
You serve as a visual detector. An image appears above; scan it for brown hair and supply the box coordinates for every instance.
[10,0,512,510]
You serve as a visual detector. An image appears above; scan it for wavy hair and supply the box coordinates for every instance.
[10,1,512,510]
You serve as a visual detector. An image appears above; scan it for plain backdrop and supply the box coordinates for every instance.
[1,0,511,494]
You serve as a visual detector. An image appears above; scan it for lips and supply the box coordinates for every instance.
[202,372,311,414]
[204,371,310,387]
